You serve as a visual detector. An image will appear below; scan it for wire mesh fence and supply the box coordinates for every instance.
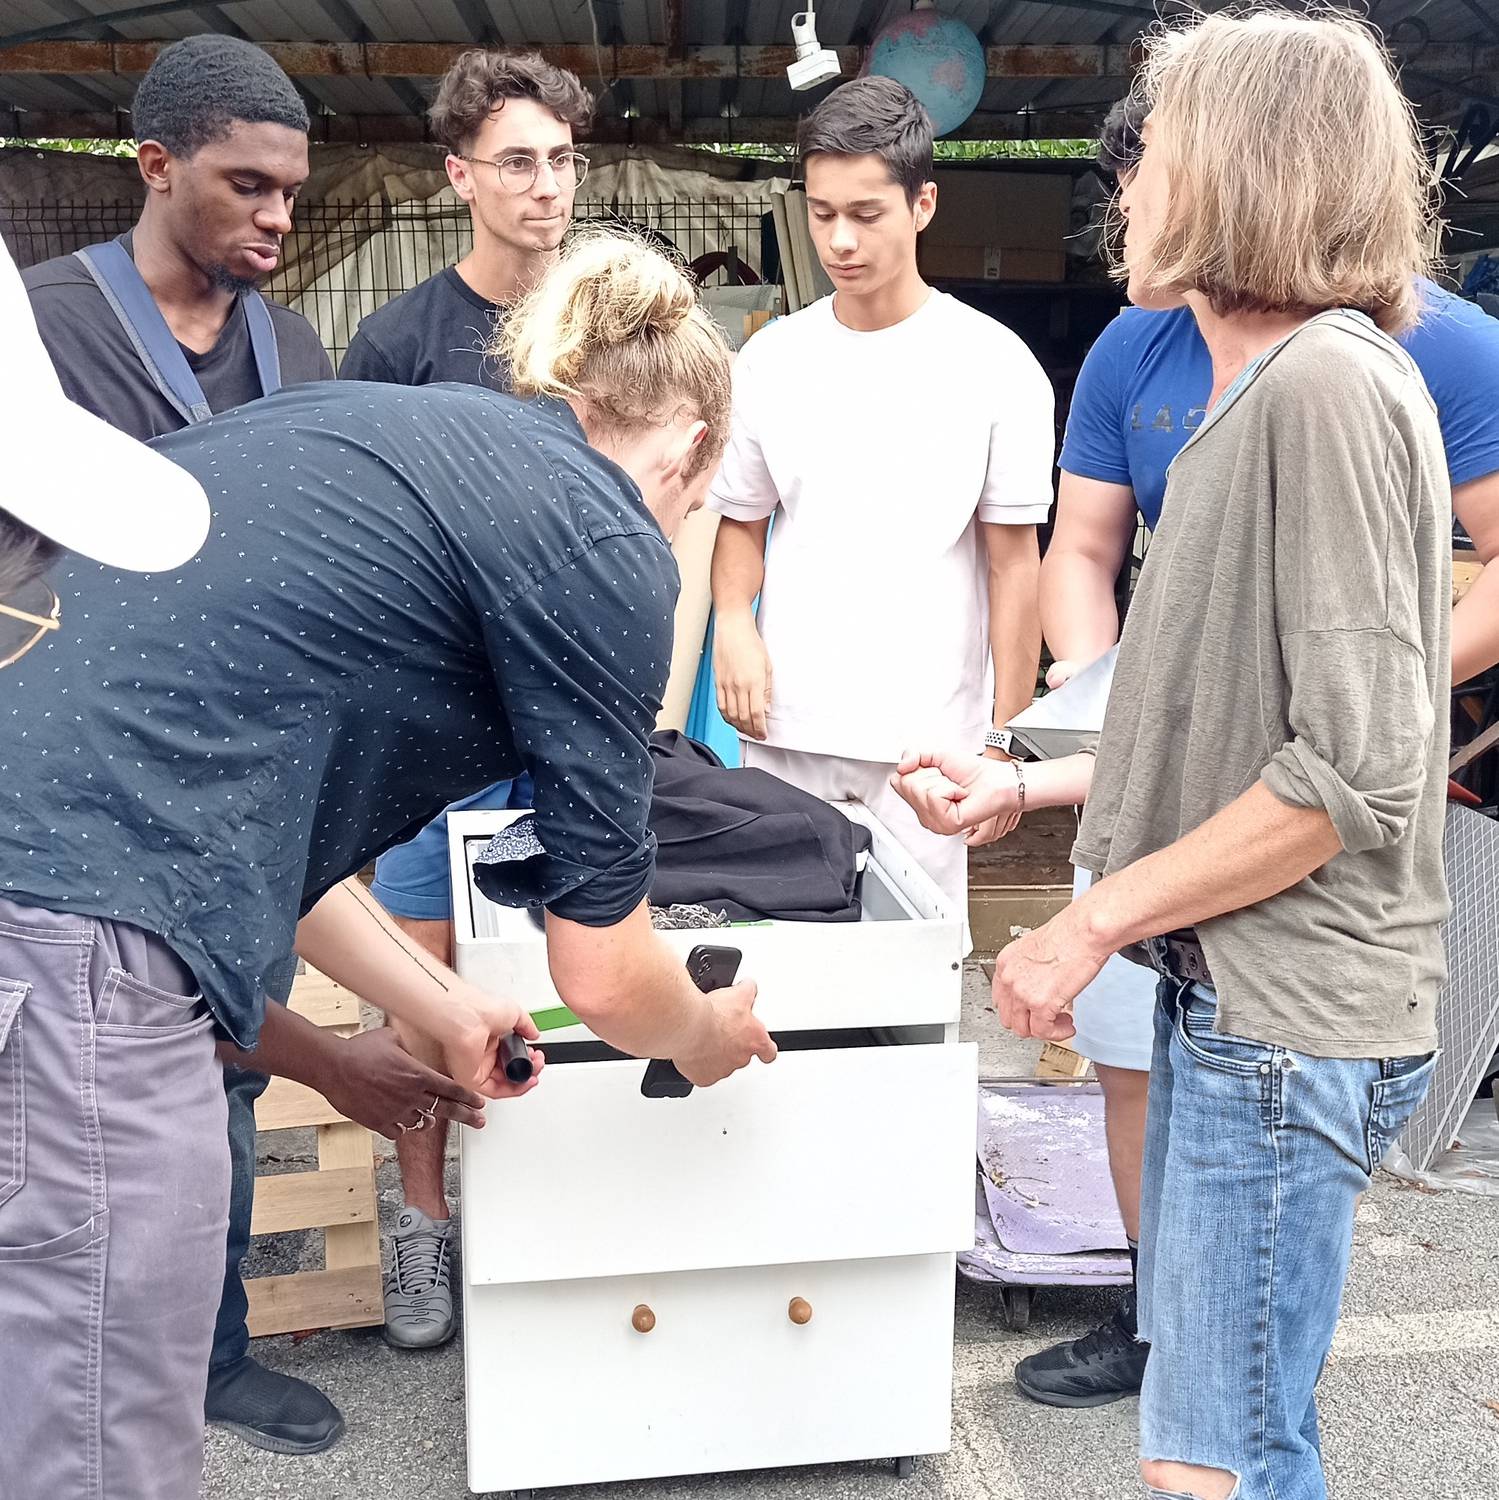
[2,195,776,367]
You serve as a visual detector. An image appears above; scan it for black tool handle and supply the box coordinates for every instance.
[641,944,742,1099]
[500,1031,534,1084]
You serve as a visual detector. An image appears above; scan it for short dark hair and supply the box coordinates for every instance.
[132,35,308,157]
[428,50,594,153]
[1097,94,1146,178]
[0,509,61,598]
[797,77,934,205]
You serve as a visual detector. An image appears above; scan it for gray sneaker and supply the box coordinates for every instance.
[382,1207,457,1349]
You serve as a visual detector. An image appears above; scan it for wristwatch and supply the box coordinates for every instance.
[983,728,1013,754]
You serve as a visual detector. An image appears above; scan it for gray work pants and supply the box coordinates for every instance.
[0,897,230,1499]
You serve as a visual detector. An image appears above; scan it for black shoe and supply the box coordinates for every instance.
[1013,1300,1149,1409]
[205,1354,346,1455]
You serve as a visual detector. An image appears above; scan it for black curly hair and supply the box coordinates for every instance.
[1097,94,1147,179]
[132,34,309,157]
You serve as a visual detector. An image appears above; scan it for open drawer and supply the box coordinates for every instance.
[448,804,966,1040]
[460,1040,977,1285]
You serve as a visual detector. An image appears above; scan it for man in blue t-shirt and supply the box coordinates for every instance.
[1018,97,1499,1411]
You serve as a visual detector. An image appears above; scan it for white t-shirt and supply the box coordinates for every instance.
[708,290,1055,764]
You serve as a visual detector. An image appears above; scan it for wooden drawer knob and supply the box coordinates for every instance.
[788,1297,813,1326]
[631,1303,656,1334]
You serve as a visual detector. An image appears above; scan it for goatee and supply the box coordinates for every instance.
[207,262,262,296]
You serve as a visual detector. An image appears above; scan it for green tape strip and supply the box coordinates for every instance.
[530,1004,582,1032]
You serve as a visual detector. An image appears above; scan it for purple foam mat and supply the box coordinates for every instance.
[977,1080,1130,1258]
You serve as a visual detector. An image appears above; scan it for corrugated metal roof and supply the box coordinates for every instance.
[0,0,1495,142]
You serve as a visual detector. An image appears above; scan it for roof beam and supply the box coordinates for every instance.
[0,39,1141,78]
[4,38,1495,82]
[1,108,1108,144]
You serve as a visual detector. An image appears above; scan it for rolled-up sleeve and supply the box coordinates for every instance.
[1261,627,1433,852]
[479,531,677,925]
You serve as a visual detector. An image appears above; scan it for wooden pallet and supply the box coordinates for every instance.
[246,968,384,1338]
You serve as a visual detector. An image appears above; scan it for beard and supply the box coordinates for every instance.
[206,261,263,296]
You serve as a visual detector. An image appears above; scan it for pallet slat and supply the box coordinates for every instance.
[286,972,361,1030]
[319,1119,383,1272]
[246,965,383,1340]
[244,1266,384,1338]
[254,1076,346,1131]
[249,1165,377,1236]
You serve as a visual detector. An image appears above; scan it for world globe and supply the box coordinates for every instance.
[866,6,986,137]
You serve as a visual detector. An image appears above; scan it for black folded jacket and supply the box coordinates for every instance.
[473,730,871,923]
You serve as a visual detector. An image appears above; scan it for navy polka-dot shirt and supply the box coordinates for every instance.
[0,381,678,1047]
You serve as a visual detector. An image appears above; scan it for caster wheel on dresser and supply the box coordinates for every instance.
[894,1456,916,1480]
[1000,1285,1033,1332]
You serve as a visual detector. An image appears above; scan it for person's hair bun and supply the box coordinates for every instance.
[499,224,733,479]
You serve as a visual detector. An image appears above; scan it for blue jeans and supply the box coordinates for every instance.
[1137,980,1436,1500]
[209,957,294,1376]
[209,1062,270,1373]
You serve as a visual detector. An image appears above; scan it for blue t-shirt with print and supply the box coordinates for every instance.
[1060,279,1499,527]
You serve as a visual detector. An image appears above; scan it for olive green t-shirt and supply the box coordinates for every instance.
[1074,310,1451,1058]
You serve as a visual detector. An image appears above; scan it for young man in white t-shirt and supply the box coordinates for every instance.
[709,76,1055,914]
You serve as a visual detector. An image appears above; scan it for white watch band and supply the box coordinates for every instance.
[983,728,1013,753]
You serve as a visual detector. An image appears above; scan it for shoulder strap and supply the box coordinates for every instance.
[75,241,283,421]
[240,290,282,399]
[75,242,211,424]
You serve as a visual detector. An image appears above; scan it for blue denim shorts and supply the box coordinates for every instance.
[1137,980,1436,1500]
[369,776,530,921]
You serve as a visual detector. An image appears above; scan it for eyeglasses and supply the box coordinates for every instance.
[458,151,590,194]
[0,581,60,670]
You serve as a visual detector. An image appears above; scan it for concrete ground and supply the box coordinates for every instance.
[206,965,1499,1500]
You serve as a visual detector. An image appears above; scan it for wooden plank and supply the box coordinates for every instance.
[245,1265,384,1338]
[968,884,1072,957]
[1454,553,1484,606]
[1451,719,1499,775]
[318,1119,382,1273]
[255,1076,344,1131]
[249,1166,376,1236]
[286,970,360,1031]
[1036,1040,1091,1079]
[0,107,1107,143]
[1,38,1491,81]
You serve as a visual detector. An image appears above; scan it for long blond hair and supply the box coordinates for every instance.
[1124,8,1438,333]
[499,226,732,476]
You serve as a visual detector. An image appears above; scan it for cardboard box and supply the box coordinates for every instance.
[918,241,1066,284]
[927,169,1071,252]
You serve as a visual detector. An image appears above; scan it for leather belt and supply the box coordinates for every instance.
[1143,931,1215,988]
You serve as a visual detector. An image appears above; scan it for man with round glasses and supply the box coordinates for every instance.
[341,49,593,389]
[341,48,595,1354]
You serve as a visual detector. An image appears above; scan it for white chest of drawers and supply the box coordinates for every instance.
[448,805,976,1497]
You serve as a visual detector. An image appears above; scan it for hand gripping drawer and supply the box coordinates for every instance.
[460,1042,978,1285]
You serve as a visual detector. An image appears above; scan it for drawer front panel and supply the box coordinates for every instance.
[455,917,963,1040]
[461,1043,977,1285]
[464,1253,957,1493]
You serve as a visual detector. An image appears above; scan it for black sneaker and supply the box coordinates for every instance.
[205,1354,346,1455]
[1013,1300,1149,1408]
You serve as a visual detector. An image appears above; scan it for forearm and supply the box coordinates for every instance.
[217,999,340,1091]
[988,552,1043,727]
[1039,550,1120,665]
[1018,753,1095,811]
[1075,781,1341,952]
[546,903,717,1059]
[711,517,770,624]
[295,878,464,1045]
[1452,561,1499,686]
